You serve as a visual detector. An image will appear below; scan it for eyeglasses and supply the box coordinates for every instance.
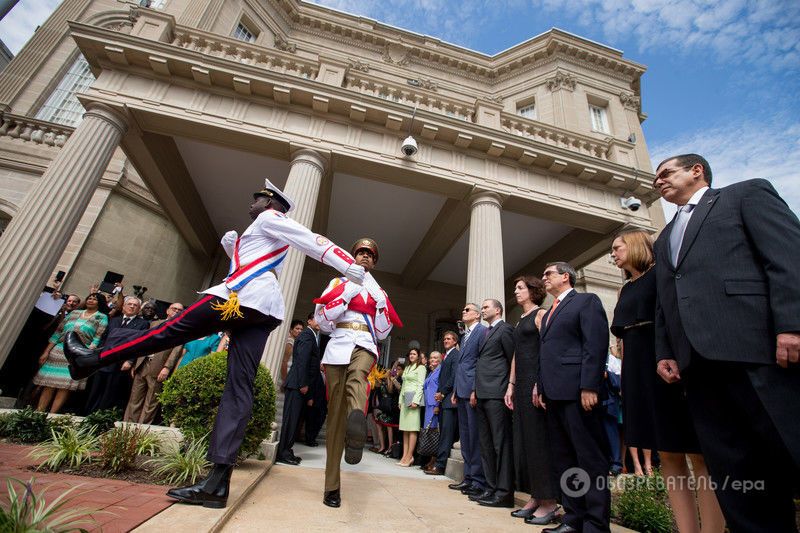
[462,307,475,313]
[653,165,691,187]
[542,270,560,278]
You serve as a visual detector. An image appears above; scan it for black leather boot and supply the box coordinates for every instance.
[63,331,103,380]
[166,463,233,509]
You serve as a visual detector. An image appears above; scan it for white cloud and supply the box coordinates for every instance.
[650,114,800,219]
[0,0,62,55]
[527,0,800,73]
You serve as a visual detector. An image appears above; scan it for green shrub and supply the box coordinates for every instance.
[48,415,77,436]
[0,477,101,532]
[5,408,51,444]
[159,351,276,459]
[613,471,674,533]
[0,412,12,437]
[29,426,99,471]
[146,438,211,486]
[79,408,120,435]
[135,432,162,457]
[99,424,147,474]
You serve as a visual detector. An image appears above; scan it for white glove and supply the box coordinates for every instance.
[342,281,364,300]
[344,264,366,284]
[363,273,386,308]
[222,230,238,242]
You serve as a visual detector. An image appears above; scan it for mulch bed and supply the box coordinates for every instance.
[25,455,171,485]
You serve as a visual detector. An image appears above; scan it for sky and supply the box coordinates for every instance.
[1,0,798,217]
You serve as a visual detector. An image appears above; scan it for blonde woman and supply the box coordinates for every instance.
[610,230,723,533]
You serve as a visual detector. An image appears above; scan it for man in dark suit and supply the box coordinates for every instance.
[536,262,610,533]
[653,153,800,533]
[84,295,150,415]
[471,298,515,508]
[276,312,321,465]
[449,303,486,496]
[426,330,460,475]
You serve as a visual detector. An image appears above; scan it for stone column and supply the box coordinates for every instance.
[465,190,505,318]
[261,147,329,381]
[0,103,127,367]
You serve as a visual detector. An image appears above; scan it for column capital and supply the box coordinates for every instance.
[82,102,129,137]
[289,145,330,175]
[469,188,504,209]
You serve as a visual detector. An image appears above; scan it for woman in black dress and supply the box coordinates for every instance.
[611,230,723,533]
[506,275,558,525]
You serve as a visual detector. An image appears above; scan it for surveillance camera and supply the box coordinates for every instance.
[620,196,642,212]
[401,135,418,157]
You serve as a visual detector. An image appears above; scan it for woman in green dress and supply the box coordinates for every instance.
[33,293,108,413]
[397,348,426,466]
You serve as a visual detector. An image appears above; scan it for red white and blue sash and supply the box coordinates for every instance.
[224,237,289,291]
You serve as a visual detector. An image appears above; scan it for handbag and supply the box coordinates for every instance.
[403,391,416,407]
[417,419,440,456]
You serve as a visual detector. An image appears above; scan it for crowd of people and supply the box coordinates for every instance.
[276,154,800,533]
[0,287,229,424]
[4,153,797,531]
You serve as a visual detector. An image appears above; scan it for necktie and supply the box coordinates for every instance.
[122,317,130,327]
[670,204,695,266]
[483,325,493,341]
[546,299,560,326]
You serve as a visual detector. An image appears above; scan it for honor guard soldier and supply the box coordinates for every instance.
[313,238,402,508]
[64,179,365,509]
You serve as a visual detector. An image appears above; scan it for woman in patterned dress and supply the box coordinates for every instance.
[33,292,108,413]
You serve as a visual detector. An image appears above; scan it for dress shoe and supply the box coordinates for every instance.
[462,485,483,496]
[305,441,319,447]
[477,494,515,508]
[344,409,366,465]
[323,489,341,508]
[167,463,232,509]
[468,489,493,502]
[542,524,577,533]
[424,466,444,475]
[448,480,472,491]
[524,507,559,525]
[510,506,537,519]
[290,454,302,464]
[276,454,299,466]
[63,331,103,380]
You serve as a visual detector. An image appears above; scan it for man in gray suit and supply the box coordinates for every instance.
[653,153,800,533]
[427,330,460,475]
[448,303,486,496]
[472,298,515,508]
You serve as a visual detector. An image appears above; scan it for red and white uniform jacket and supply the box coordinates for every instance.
[314,273,402,365]
[204,209,354,320]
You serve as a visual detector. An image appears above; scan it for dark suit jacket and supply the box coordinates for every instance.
[436,348,460,409]
[475,321,515,400]
[283,327,320,391]
[103,315,149,373]
[538,290,609,401]
[655,179,800,370]
[454,323,485,399]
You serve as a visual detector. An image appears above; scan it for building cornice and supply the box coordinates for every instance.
[269,0,646,87]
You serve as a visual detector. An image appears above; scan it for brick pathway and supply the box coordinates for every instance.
[0,443,174,532]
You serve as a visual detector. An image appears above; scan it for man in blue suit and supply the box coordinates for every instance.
[535,262,610,533]
[447,303,486,496]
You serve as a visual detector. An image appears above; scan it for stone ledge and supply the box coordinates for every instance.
[132,456,274,533]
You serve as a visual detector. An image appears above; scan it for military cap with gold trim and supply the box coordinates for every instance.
[253,178,295,213]
[351,237,379,264]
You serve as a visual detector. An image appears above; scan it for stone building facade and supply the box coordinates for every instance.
[0,0,664,376]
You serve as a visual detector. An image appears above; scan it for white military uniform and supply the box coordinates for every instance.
[205,209,355,319]
[315,274,393,364]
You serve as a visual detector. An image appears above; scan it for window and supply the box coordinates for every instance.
[232,22,255,43]
[35,55,95,127]
[0,215,8,237]
[143,0,167,8]
[517,103,536,119]
[589,104,609,133]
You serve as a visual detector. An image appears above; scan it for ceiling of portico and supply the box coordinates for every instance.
[170,137,576,287]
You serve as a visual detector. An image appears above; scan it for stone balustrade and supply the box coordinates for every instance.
[500,112,611,161]
[171,27,318,80]
[344,74,473,122]
[0,113,73,147]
